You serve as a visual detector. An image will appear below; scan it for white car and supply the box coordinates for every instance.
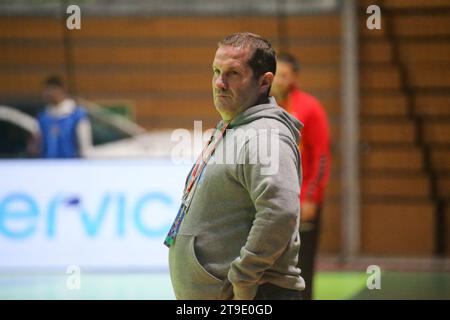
[0,102,195,160]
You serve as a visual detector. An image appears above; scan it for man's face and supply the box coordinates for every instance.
[271,60,297,99]
[42,85,65,105]
[212,45,262,121]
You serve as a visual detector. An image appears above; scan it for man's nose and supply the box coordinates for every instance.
[214,75,228,90]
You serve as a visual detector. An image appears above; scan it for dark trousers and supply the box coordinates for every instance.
[297,207,321,300]
[254,283,303,300]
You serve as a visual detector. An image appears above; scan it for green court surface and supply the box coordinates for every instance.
[1,271,449,300]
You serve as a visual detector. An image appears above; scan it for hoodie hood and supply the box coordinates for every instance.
[226,96,303,144]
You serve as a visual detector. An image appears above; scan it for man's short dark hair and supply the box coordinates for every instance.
[218,32,277,80]
[44,75,64,88]
[277,52,300,73]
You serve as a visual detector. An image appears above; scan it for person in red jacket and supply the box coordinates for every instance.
[271,52,331,300]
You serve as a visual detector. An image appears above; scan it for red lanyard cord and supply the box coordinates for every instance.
[185,122,229,193]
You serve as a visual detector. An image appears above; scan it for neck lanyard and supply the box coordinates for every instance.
[164,121,229,247]
[184,122,229,197]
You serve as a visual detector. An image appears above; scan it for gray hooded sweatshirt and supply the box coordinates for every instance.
[168,97,305,300]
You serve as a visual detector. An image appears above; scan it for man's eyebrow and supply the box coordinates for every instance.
[212,61,244,72]
[224,63,244,71]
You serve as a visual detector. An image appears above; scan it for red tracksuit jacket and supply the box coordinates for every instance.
[280,88,331,205]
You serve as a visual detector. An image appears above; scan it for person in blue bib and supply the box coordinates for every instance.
[37,76,92,158]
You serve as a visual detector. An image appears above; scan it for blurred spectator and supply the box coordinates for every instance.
[271,53,331,300]
[35,76,92,158]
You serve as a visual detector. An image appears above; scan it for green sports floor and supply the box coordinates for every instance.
[1,270,449,300]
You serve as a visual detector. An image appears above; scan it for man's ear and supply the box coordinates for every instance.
[259,72,274,93]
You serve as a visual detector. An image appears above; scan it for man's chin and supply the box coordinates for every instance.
[214,103,226,113]
[214,104,235,121]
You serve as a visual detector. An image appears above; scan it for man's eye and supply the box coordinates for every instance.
[213,69,220,75]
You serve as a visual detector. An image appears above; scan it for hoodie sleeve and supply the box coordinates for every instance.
[227,132,301,300]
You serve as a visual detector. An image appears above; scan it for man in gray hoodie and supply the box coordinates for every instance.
[166,32,305,300]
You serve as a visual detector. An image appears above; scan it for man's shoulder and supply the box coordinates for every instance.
[235,118,297,151]
[73,105,89,118]
[37,107,53,123]
[37,109,46,119]
[238,117,290,134]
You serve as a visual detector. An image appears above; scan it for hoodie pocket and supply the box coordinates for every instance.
[169,234,224,299]
[190,235,223,283]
